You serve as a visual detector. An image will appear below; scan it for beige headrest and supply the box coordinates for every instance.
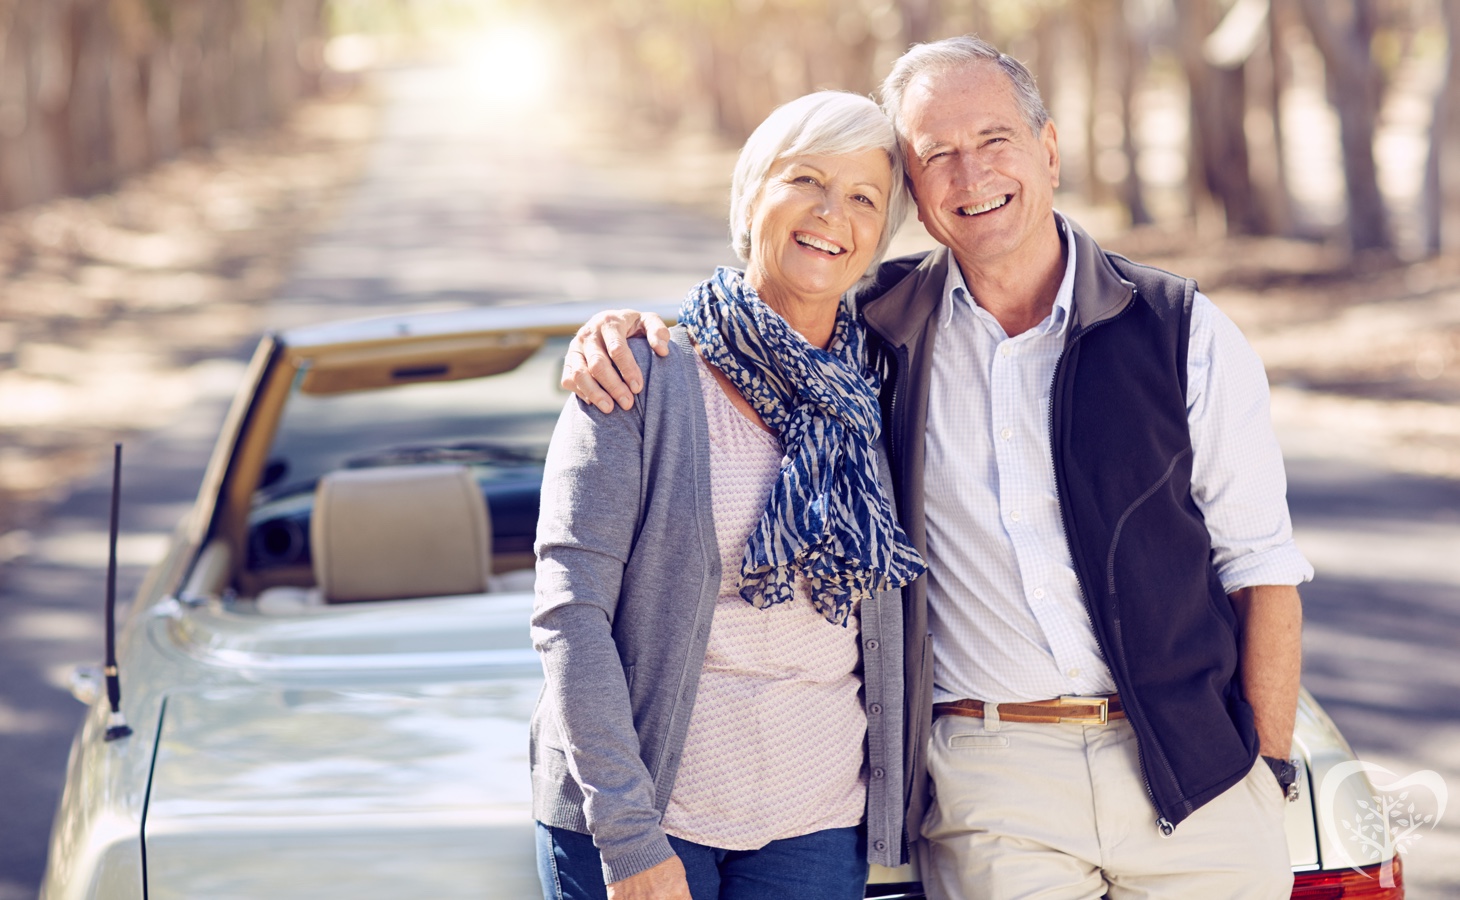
[311,465,491,603]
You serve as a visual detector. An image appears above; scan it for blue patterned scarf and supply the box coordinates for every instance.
[680,266,926,626]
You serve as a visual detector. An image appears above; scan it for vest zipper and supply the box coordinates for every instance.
[1048,300,1180,837]
[888,345,909,467]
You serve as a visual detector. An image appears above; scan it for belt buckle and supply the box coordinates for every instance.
[1057,695,1108,725]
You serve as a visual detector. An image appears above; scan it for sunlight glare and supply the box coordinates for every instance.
[458,23,557,108]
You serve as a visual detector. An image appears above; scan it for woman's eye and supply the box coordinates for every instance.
[853,194,876,208]
[795,175,819,186]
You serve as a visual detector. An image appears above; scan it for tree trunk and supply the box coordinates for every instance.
[1176,0,1266,235]
[1262,0,1297,235]
[1296,0,1392,253]
[1117,5,1151,226]
[1422,0,1460,256]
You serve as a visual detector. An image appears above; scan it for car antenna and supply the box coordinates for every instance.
[103,443,133,742]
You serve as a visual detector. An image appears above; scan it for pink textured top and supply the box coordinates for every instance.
[659,354,867,850]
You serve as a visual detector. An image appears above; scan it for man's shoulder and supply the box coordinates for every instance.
[1100,249,1197,317]
[1101,250,1195,289]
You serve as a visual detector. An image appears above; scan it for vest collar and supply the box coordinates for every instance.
[861,215,1135,347]
[860,247,951,347]
[1064,215,1135,333]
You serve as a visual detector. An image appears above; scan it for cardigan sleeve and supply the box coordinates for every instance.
[531,342,677,885]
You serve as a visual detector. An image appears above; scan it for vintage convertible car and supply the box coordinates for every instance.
[41,304,1403,899]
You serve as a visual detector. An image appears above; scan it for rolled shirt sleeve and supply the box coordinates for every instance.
[1186,292,1314,593]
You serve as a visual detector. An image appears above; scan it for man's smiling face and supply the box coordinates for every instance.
[900,62,1061,279]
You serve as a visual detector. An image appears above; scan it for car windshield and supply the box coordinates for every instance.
[254,336,572,508]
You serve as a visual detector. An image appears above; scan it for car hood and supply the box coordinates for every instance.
[143,600,543,899]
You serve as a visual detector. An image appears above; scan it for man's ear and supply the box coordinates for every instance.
[1042,120,1060,190]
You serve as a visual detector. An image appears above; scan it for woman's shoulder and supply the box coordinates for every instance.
[634,326,696,384]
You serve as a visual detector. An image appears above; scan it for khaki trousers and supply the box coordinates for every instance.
[918,711,1293,900]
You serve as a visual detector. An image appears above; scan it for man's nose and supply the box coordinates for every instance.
[951,153,992,190]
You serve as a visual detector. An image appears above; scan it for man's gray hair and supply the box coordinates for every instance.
[729,90,908,274]
[879,36,1050,140]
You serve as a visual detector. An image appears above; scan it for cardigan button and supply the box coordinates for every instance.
[872,767,885,779]
[873,839,887,852]
[869,703,882,715]
[864,639,879,651]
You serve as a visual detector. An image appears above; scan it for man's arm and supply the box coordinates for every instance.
[1228,584,1303,759]
[563,310,672,413]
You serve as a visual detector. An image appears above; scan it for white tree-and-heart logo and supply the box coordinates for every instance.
[1318,760,1448,888]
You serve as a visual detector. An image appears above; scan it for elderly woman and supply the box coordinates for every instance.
[531,91,923,900]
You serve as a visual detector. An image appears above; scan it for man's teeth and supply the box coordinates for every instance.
[795,234,844,255]
[960,195,1009,215]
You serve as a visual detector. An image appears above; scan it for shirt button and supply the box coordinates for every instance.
[1010,510,1021,522]
[872,767,885,779]
[1033,587,1045,599]
[864,639,879,651]
[1000,427,1012,440]
[869,703,882,715]
[1000,345,1011,358]
[1067,667,1081,678]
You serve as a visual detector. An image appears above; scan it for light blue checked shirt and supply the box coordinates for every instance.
[924,214,1314,704]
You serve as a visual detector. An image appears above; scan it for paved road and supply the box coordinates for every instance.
[1282,455,1460,894]
[3,61,1458,899]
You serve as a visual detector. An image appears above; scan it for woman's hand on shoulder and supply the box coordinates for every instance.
[563,310,671,413]
[606,855,693,900]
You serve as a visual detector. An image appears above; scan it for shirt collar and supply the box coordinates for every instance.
[940,211,1078,336]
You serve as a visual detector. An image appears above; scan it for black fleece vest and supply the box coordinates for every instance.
[1054,256,1259,826]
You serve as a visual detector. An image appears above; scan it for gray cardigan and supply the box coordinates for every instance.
[531,328,906,885]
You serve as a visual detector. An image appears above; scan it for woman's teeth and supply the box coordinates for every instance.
[795,234,844,255]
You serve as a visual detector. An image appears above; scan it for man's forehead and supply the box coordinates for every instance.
[906,61,1005,100]
[905,64,1012,116]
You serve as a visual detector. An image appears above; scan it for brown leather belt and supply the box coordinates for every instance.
[933,695,1125,725]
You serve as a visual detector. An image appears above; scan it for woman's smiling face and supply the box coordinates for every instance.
[745,149,892,313]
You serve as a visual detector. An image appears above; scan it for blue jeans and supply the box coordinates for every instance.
[536,822,868,900]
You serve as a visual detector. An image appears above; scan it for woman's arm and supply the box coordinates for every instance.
[533,381,677,885]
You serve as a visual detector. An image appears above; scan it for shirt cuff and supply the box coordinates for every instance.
[1215,540,1314,594]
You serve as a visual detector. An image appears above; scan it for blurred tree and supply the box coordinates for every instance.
[1295,0,1393,252]
[0,0,327,213]
[1422,0,1460,255]
[1178,0,1268,235]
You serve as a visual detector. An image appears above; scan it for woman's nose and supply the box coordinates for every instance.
[815,190,846,221]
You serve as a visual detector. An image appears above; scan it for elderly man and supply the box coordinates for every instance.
[563,36,1311,900]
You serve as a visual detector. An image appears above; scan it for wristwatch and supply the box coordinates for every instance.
[1263,755,1301,802]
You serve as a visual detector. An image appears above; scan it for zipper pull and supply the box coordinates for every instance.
[1156,817,1174,837]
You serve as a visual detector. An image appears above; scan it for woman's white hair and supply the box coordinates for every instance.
[728,91,908,275]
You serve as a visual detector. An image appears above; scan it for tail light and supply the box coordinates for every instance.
[1291,858,1404,898]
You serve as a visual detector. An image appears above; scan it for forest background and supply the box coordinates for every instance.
[3,0,1460,536]
[3,0,1458,255]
